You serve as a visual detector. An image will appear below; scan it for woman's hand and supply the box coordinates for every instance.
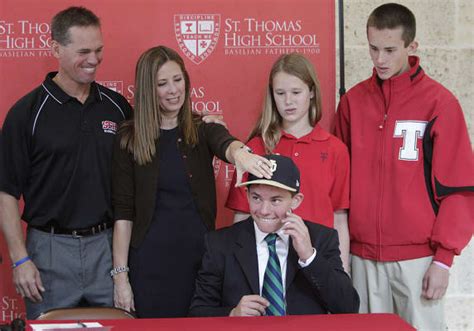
[113,273,135,312]
[231,144,273,185]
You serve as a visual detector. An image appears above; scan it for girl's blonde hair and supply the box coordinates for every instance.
[248,53,322,153]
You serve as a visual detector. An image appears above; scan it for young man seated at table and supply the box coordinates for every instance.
[189,155,359,317]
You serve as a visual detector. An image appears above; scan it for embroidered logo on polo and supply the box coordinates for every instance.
[393,120,428,161]
[174,14,221,64]
[101,120,117,134]
[320,152,328,162]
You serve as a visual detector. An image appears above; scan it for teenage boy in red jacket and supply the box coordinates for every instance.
[336,3,474,330]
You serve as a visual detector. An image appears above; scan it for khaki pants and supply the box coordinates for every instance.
[352,255,446,331]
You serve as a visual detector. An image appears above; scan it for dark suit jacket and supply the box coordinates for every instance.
[189,218,359,316]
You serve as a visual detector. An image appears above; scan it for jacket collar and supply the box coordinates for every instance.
[234,218,298,293]
[235,218,260,294]
[370,56,424,92]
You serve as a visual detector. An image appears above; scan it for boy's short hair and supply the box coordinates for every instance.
[367,3,416,46]
[51,6,101,45]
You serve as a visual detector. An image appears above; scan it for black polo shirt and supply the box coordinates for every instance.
[0,72,132,229]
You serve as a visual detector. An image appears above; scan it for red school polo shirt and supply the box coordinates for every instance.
[226,125,350,227]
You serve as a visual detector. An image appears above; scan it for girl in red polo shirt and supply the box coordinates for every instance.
[226,53,350,272]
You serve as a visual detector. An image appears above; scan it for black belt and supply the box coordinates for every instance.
[29,222,113,238]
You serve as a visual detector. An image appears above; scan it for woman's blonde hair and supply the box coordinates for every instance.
[248,53,322,153]
[120,45,197,165]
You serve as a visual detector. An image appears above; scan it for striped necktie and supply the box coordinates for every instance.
[262,233,286,316]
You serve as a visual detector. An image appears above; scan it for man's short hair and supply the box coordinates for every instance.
[367,3,416,47]
[51,6,101,45]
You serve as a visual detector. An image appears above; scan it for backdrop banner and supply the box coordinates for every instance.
[0,0,335,319]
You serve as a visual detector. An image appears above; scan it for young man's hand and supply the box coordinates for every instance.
[229,295,269,316]
[282,211,314,262]
[422,263,449,300]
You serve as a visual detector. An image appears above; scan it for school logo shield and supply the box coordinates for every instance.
[174,14,220,64]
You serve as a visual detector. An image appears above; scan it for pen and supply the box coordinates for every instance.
[77,321,88,328]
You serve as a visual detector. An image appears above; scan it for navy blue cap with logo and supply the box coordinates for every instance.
[238,154,300,193]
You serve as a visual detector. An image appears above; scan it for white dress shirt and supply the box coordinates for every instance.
[253,222,316,295]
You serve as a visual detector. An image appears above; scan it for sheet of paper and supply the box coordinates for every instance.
[30,322,103,330]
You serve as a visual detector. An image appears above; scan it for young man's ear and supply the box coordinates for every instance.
[290,192,304,210]
[407,40,418,55]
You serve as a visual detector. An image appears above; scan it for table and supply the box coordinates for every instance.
[27,313,415,331]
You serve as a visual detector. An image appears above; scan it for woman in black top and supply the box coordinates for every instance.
[111,46,272,318]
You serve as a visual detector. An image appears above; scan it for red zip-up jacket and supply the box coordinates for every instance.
[336,56,474,266]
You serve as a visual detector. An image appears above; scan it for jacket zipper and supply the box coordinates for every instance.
[376,81,390,260]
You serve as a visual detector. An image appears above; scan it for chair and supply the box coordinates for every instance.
[36,307,135,320]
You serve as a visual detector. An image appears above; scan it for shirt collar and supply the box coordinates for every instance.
[253,221,290,247]
[42,71,102,104]
[281,124,330,143]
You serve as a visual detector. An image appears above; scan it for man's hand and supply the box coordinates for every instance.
[1,193,43,301]
[282,211,314,262]
[113,274,135,312]
[202,114,228,129]
[422,263,449,300]
[229,295,269,316]
[13,260,44,303]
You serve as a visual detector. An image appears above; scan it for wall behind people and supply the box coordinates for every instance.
[0,0,335,320]
[338,1,473,330]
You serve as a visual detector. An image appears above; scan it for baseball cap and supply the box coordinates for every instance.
[237,154,300,193]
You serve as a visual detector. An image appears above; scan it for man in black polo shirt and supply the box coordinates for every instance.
[0,7,132,319]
